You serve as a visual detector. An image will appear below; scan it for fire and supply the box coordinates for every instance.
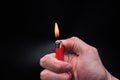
[54,22,59,38]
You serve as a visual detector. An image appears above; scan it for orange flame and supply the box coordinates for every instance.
[54,22,59,38]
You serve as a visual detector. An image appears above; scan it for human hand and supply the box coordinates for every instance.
[40,37,118,80]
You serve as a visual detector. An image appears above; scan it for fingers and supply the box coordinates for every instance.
[62,36,90,55]
[40,53,72,73]
[40,69,71,80]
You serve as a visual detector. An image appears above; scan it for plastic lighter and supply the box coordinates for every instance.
[55,40,64,61]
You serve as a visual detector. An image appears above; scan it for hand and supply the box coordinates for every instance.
[40,37,118,80]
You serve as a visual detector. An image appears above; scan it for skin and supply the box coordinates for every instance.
[40,37,118,80]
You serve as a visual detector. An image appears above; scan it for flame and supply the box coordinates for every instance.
[54,22,59,38]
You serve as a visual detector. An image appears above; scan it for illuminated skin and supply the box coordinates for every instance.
[40,37,118,80]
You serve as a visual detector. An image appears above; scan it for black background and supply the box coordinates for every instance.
[4,0,120,80]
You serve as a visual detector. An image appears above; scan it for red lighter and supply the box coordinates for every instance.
[55,40,64,61]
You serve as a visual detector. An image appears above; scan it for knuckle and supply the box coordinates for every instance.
[40,58,44,66]
[55,64,63,72]
[64,73,71,80]
[54,62,67,72]
[43,54,50,60]
[71,36,79,41]
[92,47,98,53]
[85,46,98,54]
[40,54,49,66]
[53,60,67,72]
[40,70,48,80]
[90,46,98,54]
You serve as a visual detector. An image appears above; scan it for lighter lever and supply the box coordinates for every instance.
[55,40,64,61]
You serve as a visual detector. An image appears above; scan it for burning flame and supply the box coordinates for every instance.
[54,22,59,38]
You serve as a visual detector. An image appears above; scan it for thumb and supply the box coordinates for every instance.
[62,36,89,55]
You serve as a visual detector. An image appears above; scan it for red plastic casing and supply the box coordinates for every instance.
[56,48,64,61]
